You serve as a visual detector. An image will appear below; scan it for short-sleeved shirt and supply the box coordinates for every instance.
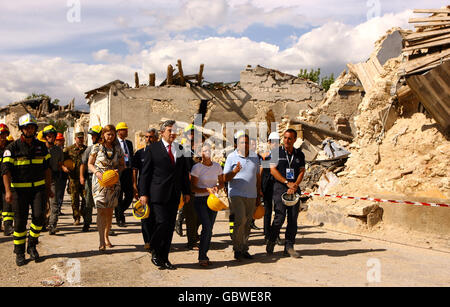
[48,145,64,173]
[270,146,305,197]
[81,145,94,176]
[190,162,223,197]
[223,150,260,198]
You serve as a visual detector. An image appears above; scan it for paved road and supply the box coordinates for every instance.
[1,198,449,287]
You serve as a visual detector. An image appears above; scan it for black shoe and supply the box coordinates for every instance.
[234,251,242,261]
[162,261,176,270]
[4,221,14,236]
[283,247,300,258]
[175,218,183,236]
[242,252,254,259]
[27,246,40,262]
[250,222,260,230]
[48,226,57,235]
[117,220,126,227]
[16,253,26,266]
[276,237,284,246]
[82,224,90,232]
[266,241,275,255]
[151,252,164,268]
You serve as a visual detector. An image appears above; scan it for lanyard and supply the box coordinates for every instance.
[284,147,295,169]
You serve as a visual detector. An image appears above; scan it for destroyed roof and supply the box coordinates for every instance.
[84,80,127,100]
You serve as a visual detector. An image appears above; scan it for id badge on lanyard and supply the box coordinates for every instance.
[285,149,295,180]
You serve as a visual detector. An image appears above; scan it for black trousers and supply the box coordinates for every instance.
[12,188,46,254]
[150,195,179,262]
[262,189,273,239]
[115,168,134,223]
[141,214,155,244]
[268,194,300,248]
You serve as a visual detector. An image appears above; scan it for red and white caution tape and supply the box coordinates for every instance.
[301,192,450,208]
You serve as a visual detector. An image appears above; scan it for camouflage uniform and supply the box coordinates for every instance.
[64,141,87,224]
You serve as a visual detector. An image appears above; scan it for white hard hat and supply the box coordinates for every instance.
[268,132,280,140]
[281,192,300,207]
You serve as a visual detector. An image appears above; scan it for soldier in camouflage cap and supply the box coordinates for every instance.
[62,132,87,225]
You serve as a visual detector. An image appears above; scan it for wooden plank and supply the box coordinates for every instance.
[134,72,139,88]
[404,48,450,73]
[406,33,450,47]
[407,57,450,75]
[406,61,450,134]
[198,64,204,86]
[405,27,450,41]
[149,73,155,86]
[290,120,354,142]
[409,17,450,23]
[414,22,450,28]
[167,64,174,85]
[402,37,450,51]
[413,9,450,14]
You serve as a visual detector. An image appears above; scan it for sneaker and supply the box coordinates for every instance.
[266,241,275,255]
[283,247,300,258]
[16,253,26,266]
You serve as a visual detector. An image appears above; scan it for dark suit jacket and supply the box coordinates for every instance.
[139,140,191,204]
[118,138,134,168]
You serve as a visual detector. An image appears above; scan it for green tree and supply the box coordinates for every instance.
[25,93,60,106]
[298,68,335,92]
[48,119,68,133]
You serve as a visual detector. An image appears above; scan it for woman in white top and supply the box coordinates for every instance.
[190,142,224,267]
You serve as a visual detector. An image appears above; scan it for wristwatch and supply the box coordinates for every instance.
[284,180,288,185]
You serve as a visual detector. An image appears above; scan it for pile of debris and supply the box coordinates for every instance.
[292,7,450,232]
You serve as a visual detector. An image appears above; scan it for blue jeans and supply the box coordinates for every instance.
[194,196,217,261]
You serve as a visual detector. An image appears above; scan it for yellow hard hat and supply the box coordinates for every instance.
[63,159,74,171]
[207,193,228,212]
[99,170,119,187]
[43,125,57,136]
[116,122,128,131]
[37,130,46,142]
[253,205,265,220]
[89,125,102,135]
[6,135,14,142]
[132,200,150,220]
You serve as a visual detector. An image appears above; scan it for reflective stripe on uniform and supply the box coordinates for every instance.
[29,230,40,238]
[31,159,44,164]
[14,160,30,166]
[13,231,27,237]
[2,157,14,163]
[14,239,26,245]
[2,212,14,221]
[11,179,46,188]
[30,223,43,231]
[45,154,51,160]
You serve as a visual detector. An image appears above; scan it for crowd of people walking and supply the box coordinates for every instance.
[0,114,306,269]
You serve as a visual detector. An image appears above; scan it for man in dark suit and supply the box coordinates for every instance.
[116,122,134,227]
[139,120,191,270]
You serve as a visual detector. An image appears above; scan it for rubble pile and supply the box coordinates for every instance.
[295,7,450,232]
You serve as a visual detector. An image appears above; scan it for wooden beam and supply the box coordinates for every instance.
[414,22,450,28]
[198,64,204,86]
[402,37,450,52]
[134,72,139,88]
[403,49,450,73]
[167,65,174,85]
[406,33,450,47]
[149,73,155,86]
[290,120,354,142]
[177,59,185,86]
[409,16,450,23]
[413,9,450,14]
[405,27,450,41]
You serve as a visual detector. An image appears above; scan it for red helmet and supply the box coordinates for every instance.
[0,123,10,135]
[56,133,65,141]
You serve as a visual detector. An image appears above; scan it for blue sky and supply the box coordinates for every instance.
[0,0,447,108]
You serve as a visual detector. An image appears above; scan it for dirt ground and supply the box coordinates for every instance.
[1,195,449,287]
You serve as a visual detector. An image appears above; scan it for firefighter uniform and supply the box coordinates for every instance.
[1,136,51,258]
[63,138,87,224]
[0,124,14,235]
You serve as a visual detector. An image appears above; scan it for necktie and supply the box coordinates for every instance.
[167,144,175,165]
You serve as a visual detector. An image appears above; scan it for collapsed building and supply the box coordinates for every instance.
[0,97,88,145]
[86,6,449,244]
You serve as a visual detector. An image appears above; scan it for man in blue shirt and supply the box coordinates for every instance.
[224,132,261,261]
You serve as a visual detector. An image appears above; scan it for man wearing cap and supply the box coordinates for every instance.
[266,129,305,258]
[79,125,102,232]
[223,132,261,261]
[63,131,87,225]
[260,132,283,245]
[115,122,134,227]
[55,133,67,216]
[43,125,64,235]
